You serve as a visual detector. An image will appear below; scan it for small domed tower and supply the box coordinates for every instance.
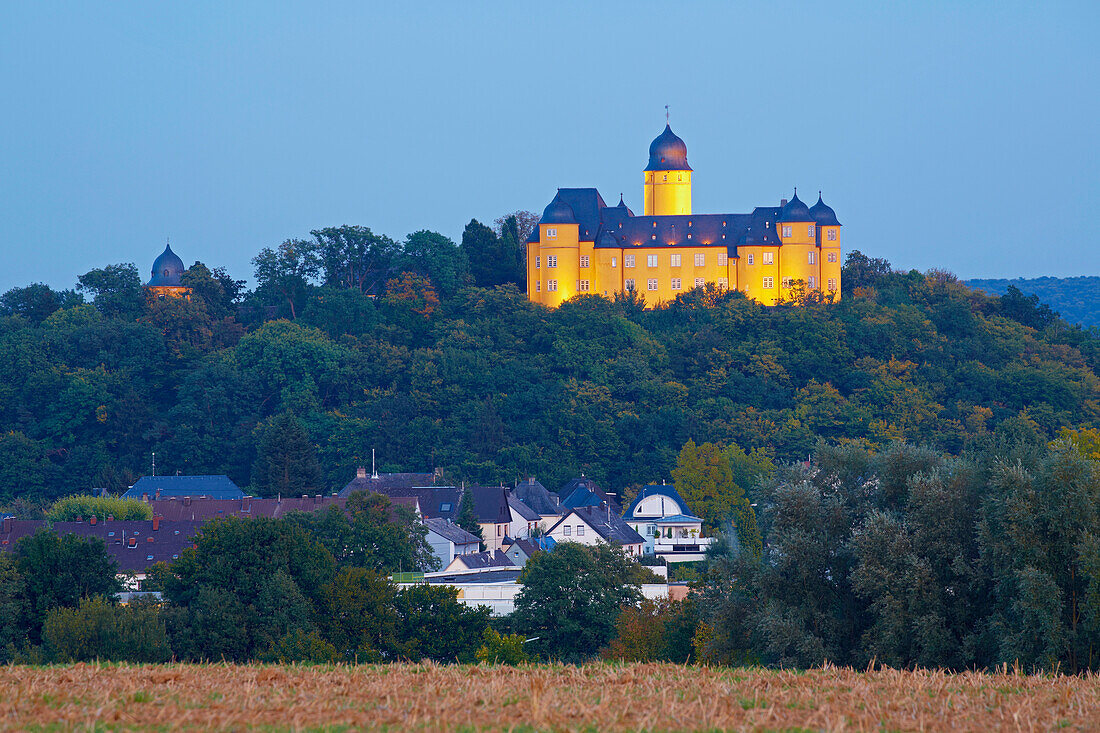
[529,192,581,307]
[146,243,191,299]
[643,124,692,216]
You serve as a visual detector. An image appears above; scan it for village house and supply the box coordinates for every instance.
[545,504,645,556]
[509,478,563,529]
[122,474,244,500]
[423,517,481,568]
[444,548,515,572]
[623,484,714,562]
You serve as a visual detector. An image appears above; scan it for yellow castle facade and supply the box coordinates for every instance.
[526,124,841,307]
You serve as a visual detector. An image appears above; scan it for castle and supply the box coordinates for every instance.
[526,124,842,307]
[146,243,191,299]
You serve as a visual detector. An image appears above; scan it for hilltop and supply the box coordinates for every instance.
[966,276,1100,328]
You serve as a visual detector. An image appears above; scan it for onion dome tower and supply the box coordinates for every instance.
[809,193,841,226]
[643,123,692,216]
[777,190,813,223]
[145,242,191,299]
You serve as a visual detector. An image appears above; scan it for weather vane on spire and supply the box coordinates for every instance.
[665,104,669,124]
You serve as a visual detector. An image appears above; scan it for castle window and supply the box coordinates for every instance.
[579,280,590,292]
[694,253,705,267]
[717,254,727,266]
[580,255,590,268]
[651,234,657,240]
[535,256,540,268]
[677,174,682,181]
[663,174,667,181]
[536,281,540,292]
[695,278,705,288]
[782,225,792,237]
[625,254,635,268]
[827,229,838,241]
[611,257,617,267]
[747,254,754,266]
[647,279,658,291]
[782,277,792,288]
[670,254,681,267]
[546,256,557,267]
[808,225,816,237]
[828,278,837,291]
[718,278,728,288]
[762,252,774,265]
[763,277,774,289]
[547,280,558,292]
[546,228,557,238]
[809,276,817,289]
[827,252,838,263]
[625,278,636,291]
[647,254,658,267]
[808,251,816,265]
[687,233,692,239]
[671,278,681,290]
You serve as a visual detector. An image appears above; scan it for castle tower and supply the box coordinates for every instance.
[146,243,192,300]
[643,124,692,216]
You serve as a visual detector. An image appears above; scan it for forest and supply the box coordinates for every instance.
[967,275,1100,329]
[0,218,1098,510]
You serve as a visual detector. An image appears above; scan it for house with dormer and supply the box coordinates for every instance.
[624,484,713,562]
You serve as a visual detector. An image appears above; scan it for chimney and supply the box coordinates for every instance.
[128,537,136,548]
[107,514,114,522]
[147,536,154,543]
[142,492,148,502]
[183,496,191,507]
[780,198,788,207]
[152,516,160,531]
[2,516,11,534]
[356,467,367,479]
[89,515,97,526]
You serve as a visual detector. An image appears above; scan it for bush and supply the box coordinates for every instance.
[259,629,339,663]
[42,596,171,662]
[476,627,529,665]
[48,495,153,522]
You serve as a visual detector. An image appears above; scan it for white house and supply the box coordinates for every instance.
[507,497,540,539]
[545,504,645,557]
[623,484,713,562]
[423,517,481,568]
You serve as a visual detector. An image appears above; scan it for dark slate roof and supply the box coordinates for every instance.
[778,191,813,223]
[338,471,437,499]
[645,124,692,172]
[623,484,692,519]
[507,497,541,522]
[51,520,206,573]
[383,487,462,520]
[148,496,346,521]
[0,519,46,550]
[424,568,522,584]
[552,506,645,546]
[503,536,554,561]
[424,517,480,545]
[539,192,578,225]
[148,244,186,287]
[510,478,562,516]
[124,475,244,500]
[453,549,515,569]
[468,486,512,524]
[559,477,622,514]
[809,193,841,226]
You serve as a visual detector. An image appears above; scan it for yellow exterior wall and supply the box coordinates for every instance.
[643,170,692,216]
[737,246,781,305]
[820,225,842,298]
[594,248,622,298]
[147,285,191,300]
[778,243,818,298]
[530,222,580,307]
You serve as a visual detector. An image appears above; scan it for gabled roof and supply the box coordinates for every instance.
[468,486,512,524]
[507,497,541,522]
[450,549,515,570]
[124,475,244,500]
[424,568,522,585]
[549,505,644,546]
[52,520,206,573]
[624,484,692,519]
[424,517,480,545]
[383,488,462,521]
[510,478,562,516]
[148,496,346,521]
[338,472,437,499]
[0,519,46,549]
[503,536,555,561]
[552,188,608,241]
[559,477,622,514]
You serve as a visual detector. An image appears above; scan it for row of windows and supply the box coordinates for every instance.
[759,277,837,291]
[746,251,838,266]
[538,250,836,270]
[623,253,728,268]
[561,525,585,536]
[625,278,729,292]
[538,276,838,295]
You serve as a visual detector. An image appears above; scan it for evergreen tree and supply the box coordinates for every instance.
[251,412,322,497]
[456,489,484,548]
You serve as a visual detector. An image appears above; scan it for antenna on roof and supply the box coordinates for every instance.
[665,104,669,123]
[371,448,378,479]
[151,452,156,477]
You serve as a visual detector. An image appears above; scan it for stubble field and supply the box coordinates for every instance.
[1,662,1098,731]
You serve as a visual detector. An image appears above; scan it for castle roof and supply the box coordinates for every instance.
[809,193,841,226]
[539,193,578,226]
[148,244,185,287]
[778,191,813,223]
[645,124,692,172]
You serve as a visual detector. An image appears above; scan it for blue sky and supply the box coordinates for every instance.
[1,1,1097,292]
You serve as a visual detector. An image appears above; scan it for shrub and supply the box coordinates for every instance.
[476,628,529,665]
[48,495,153,522]
[42,596,171,662]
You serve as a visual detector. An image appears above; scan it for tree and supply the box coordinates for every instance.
[0,554,26,662]
[512,543,643,661]
[462,219,506,288]
[13,530,121,644]
[841,250,892,293]
[671,439,761,554]
[0,432,55,505]
[319,566,399,661]
[603,598,699,663]
[476,627,529,664]
[393,583,490,662]
[456,489,484,548]
[181,261,243,320]
[41,595,171,662]
[0,283,81,325]
[399,230,470,298]
[493,210,539,248]
[77,263,144,319]
[998,285,1058,330]
[251,412,322,497]
[310,225,399,296]
[252,239,319,319]
[287,492,438,573]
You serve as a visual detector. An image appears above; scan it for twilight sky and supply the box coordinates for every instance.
[1,1,1097,293]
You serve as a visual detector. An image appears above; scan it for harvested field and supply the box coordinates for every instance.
[1,662,1098,731]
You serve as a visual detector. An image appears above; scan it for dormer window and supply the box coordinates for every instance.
[546,228,557,238]
[808,225,816,236]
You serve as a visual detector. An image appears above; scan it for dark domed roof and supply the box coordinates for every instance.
[148,244,185,287]
[778,191,813,223]
[809,193,841,226]
[645,124,692,172]
[617,194,628,208]
[540,193,577,225]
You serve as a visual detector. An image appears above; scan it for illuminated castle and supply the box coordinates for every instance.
[526,124,841,307]
[145,243,191,300]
